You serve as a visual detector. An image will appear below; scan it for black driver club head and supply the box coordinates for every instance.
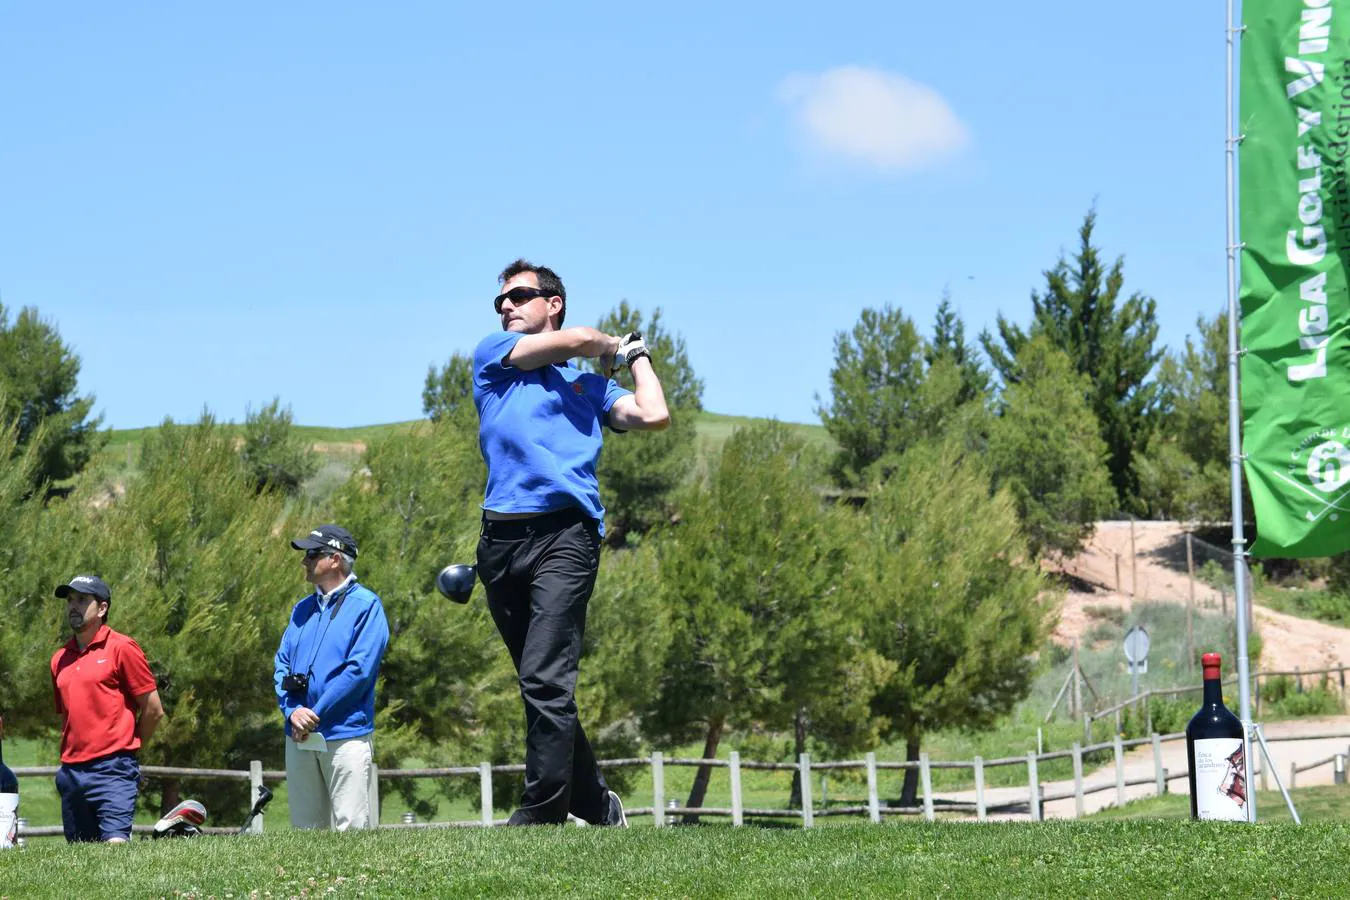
[436,564,477,604]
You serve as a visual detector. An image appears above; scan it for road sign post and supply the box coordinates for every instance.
[1123,625,1150,699]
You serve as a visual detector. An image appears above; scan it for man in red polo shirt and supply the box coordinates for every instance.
[50,574,164,843]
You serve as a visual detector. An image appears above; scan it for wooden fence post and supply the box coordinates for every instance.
[1152,734,1165,796]
[1185,532,1196,670]
[1027,752,1041,822]
[799,753,814,829]
[1072,743,1084,818]
[249,760,264,834]
[1072,642,1083,718]
[865,752,880,824]
[730,752,744,827]
[1114,734,1126,807]
[652,752,665,828]
[919,753,934,822]
[1130,517,1138,600]
[480,762,493,827]
[974,755,986,822]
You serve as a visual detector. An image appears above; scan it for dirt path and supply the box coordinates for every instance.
[1052,521,1350,672]
[939,715,1350,821]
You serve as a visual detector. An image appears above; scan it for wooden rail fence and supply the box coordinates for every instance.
[12,731,1350,838]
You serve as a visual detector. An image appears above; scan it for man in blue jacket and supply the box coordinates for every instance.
[273,524,389,830]
[474,259,670,826]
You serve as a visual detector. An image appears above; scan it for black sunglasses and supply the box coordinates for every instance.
[493,286,553,314]
[304,548,335,560]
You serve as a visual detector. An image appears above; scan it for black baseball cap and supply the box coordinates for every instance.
[290,524,358,558]
[55,575,112,602]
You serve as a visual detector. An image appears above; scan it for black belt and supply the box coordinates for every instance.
[480,506,593,538]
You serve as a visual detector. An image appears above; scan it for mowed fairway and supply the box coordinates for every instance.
[0,821,1343,898]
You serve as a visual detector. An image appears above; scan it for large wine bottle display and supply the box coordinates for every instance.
[1185,652,1247,821]
[0,729,17,849]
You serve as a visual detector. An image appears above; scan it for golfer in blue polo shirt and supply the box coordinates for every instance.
[473,258,670,826]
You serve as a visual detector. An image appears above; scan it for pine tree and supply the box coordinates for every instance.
[927,291,991,407]
[852,438,1053,806]
[981,210,1162,508]
[422,353,475,426]
[986,337,1117,558]
[641,422,879,816]
[0,303,105,489]
[1139,310,1234,521]
[240,397,319,496]
[819,307,930,484]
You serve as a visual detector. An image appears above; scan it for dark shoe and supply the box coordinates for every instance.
[603,791,629,828]
[506,809,553,826]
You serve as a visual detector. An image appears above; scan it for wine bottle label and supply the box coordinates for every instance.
[0,792,17,849]
[1193,738,1247,821]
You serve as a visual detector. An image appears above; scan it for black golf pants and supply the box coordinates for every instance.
[477,507,610,824]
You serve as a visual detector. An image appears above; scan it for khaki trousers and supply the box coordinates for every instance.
[284,734,375,830]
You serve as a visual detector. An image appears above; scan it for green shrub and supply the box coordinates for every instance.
[1262,675,1344,718]
[1198,559,1232,590]
[1086,622,1118,644]
[1121,695,1194,738]
[1084,604,1126,626]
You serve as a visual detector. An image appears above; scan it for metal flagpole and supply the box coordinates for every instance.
[1223,0,1257,824]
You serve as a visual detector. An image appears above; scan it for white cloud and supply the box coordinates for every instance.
[779,66,970,173]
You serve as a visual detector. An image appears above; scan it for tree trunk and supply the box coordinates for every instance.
[160,778,181,816]
[682,716,725,825]
[899,735,921,808]
[788,706,808,808]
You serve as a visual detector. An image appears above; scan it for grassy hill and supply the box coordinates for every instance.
[95,411,834,480]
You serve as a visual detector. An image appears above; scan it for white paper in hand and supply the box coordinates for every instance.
[295,732,328,752]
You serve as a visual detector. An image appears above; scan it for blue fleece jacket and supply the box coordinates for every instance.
[273,581,390,740]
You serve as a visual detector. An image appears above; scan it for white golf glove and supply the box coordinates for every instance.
[612,331,651,372]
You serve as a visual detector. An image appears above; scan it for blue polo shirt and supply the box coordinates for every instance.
[473,331,630,534]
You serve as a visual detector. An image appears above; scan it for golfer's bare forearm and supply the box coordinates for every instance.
[628,360,671,429]
[137,709,164,744]
[509,328,618,370]
[135,691,165,744]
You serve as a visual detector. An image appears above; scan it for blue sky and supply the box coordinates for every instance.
[1,2,1225,430]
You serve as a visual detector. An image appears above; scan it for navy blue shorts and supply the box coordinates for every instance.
[55,752,140,842]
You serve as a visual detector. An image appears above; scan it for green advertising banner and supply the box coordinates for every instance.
[1241,0,1350,558]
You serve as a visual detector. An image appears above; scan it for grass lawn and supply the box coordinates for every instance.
[1089,783,1350,823]
[1,820,1343,898]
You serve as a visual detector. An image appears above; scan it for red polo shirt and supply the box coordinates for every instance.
[50,625,157,764]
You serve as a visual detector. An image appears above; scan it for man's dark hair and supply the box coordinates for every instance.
[499,258,567,326]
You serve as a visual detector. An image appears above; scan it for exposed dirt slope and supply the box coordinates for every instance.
[1053,521,1350,672]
